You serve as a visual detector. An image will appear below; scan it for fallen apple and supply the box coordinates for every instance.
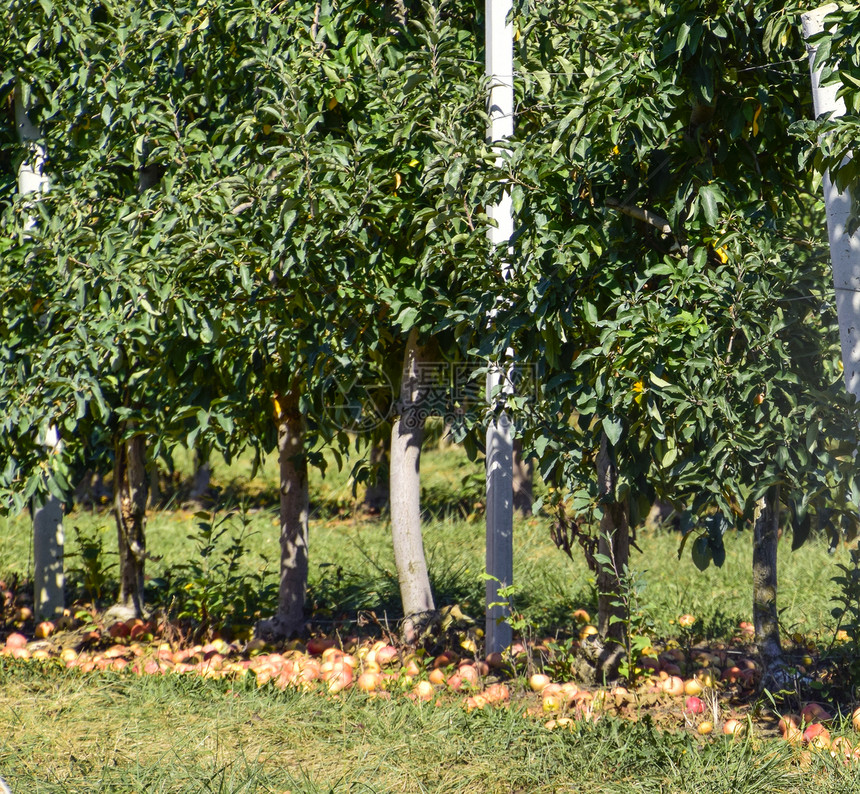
[800,702,832,724]
[413,680,435,702]
[685,696,705,715]
[722,719,745,738]
[803,723,830,749]
[457,664,480,688]
[579,625,598,641]
[428,668,447,686]
[777,714,799,736]
[5,633,27,651]
[660,676,685,697]
[684,678,703,696]
[356,672,381,692]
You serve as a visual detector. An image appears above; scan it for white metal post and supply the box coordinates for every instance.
[485,0,514,654]
[802,4,860,400]
[15,83,65,620]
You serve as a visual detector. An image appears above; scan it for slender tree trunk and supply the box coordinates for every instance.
[391,328,436,642]
[363,433,390,514]
[595,432,629,678]
[188,443,212,503]
[753,484,784,678]
[147,457,161,509]
[112,428,148,619]
[258,386,309,639]
[33,492,64,621]
[512,437,533,517]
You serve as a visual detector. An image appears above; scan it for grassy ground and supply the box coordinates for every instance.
[1,441,858,793]
[2,659,860,794]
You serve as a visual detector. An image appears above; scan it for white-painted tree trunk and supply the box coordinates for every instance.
[802,4,860,400]
[390,328,436,643]
[484,0,515,655]
[16,82,65,621]
[33,430,64,621]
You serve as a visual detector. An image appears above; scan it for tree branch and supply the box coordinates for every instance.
[605,197,671,234]
[605,198,688,255]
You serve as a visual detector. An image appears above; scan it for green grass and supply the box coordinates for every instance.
[3,660,860,794]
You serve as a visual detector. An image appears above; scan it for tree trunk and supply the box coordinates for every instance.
[512,437,533,517]
[595,432,629,678]
[33,492,64,621]
[147,458,161,510]
[753,484,784,679]
[188,444,212,503]
[257,386,309,639]
[391,328,436,642]
[363,433,390,514]
[112,428,148,619]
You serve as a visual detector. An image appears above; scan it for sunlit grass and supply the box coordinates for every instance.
[1,660,854,794]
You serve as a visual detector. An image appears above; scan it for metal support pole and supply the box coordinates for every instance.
[802,4,860,400]
[16,83,65,620]
[484,0,514,654]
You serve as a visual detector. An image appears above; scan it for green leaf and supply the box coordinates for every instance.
[691,536,711,571]
[698,183,722,227]
[602,414,623,447]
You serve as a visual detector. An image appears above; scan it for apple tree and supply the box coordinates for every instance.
[498,0,860,678]
[0,0,342,622]
[299,0,501,641]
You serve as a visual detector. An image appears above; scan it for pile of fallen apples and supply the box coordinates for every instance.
[3,611,860,758]
[0,619,512,709]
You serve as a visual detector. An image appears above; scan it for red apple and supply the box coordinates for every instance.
[685,696,705,714]
[5,633,28,650]
[457,664,480,688]
[800,702,832,724]
[356,671,380,692]
[804,724,831,750]
[778,714,799,736]
[108,622,130,639]
[374,645,399,667]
